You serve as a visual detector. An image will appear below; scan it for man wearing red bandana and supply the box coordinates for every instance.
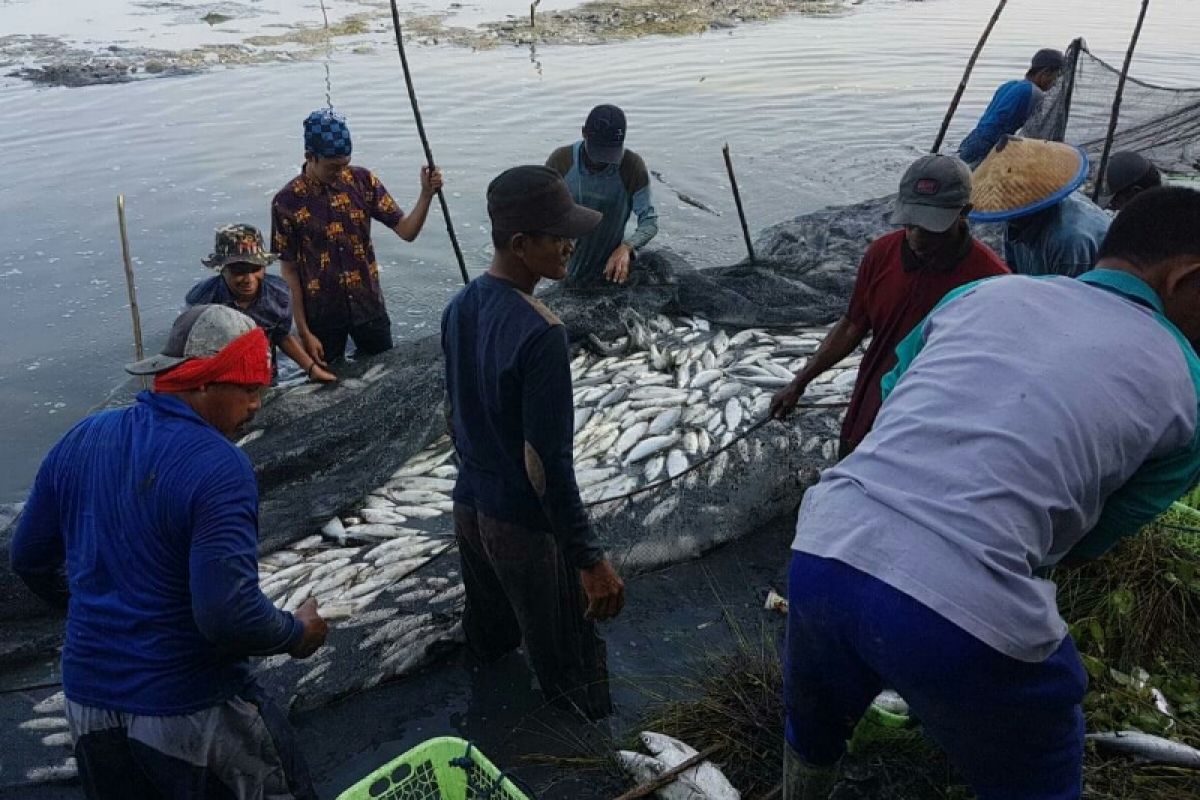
[11,305,328,800]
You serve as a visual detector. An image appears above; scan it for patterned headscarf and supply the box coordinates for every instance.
[303,108,352,158]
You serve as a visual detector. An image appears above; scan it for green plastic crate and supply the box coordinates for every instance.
[337,736,531,800]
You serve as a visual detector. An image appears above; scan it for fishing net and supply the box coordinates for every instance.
[1025,38,1200,176]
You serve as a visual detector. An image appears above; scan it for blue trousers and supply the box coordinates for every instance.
[784,552,1086,800]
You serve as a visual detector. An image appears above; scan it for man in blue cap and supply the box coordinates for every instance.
[546,104,659,286]
[271,108,444,366]
[958,48,1066,167]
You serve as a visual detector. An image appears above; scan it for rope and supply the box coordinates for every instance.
[318,0,333,108]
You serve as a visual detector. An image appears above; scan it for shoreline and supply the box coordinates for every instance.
[3,0,846,88]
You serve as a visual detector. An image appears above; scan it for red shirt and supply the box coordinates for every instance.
[840,229,1010,452]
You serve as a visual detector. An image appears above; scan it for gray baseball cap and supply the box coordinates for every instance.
[126,305,257,376]
[1105,151,1160,196]
[891,154,973,233]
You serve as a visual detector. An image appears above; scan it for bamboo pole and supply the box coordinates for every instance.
[117,194,148,389]
[930,0,1009,154]
[722,143,756,263]
[1092,0,1151,202]
[388,0,470,285]
[610,744,723,800]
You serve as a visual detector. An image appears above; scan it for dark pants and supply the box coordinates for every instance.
[67,679,316,800]
[309,312,393,363]
[784,552,1086,800]
[453,504,612,720]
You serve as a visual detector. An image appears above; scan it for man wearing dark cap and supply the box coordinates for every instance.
[1105,151,1164,212]
[770,154,1008,457]
[186,223,336,383]
[271,108,444,366]
[958,48,1066,166]
[12,305,328,799]
[546,104,658,286]
[442,165,626,719]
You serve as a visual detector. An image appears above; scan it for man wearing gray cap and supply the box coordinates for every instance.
[442,165,626,720]
[12,305,327,799]
[771,154,1008,457]
[1105,151,1163,212]
[958,48,1066,166]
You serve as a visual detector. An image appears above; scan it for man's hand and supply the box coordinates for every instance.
[580,559,625,621]
[307,363,337,384]
[420,166,445,197]
[300,331,326,367]
[604,244,633,284]
[289,598,329,659]
[770,377,807,419]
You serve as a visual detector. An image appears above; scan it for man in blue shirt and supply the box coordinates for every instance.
[958,48,1065,166]
[782,187,1200,800]
[186,223,336,383]
[12,305,328,799]
[442,165,625,719]
[969,136,1110,277]
[547,104,659,286]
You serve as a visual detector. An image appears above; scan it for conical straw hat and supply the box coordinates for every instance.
[968,136,1089,222]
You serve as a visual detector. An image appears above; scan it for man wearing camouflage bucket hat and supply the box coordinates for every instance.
[969,135,1110,277]
[13,305,328,799]
[271,108,444,365]
[187,223,336,383]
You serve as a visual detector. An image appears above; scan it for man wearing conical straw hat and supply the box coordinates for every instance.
[969,135,1111,277]
[783,186,1200,799]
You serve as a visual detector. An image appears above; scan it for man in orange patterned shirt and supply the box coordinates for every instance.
[271,108,444,364]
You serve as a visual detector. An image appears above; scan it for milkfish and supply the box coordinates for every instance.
[1087,731,1200,769]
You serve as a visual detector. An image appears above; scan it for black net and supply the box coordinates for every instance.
[1025,38,1200,175]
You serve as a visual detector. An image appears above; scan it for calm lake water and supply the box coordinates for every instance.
[2,0,1198,503]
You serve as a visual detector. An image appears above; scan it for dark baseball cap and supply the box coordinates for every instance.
[1105,151,1160,196]
[891,154,973,233]
[487,165,602,239]
[1031,48,1066,72]
[126,305,257,375]
[583,104,626,165]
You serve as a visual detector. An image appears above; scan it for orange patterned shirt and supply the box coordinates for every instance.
[270,165,404,327]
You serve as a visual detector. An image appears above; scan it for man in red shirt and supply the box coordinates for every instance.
[771,154,1009,457]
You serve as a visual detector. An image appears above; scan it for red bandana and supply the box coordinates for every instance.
[154,327,272,392]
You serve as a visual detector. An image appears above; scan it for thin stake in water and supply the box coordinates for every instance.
[722,143,755,263]
[117,194,147,390]
[388,0,470,285]
[1092,0,1152,202]
[931,0,1009,154]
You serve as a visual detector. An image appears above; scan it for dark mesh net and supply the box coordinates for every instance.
[1026,38,1200,175]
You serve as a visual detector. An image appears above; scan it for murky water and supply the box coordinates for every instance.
[2,0,1198,503]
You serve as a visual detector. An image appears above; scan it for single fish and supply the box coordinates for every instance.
[710,381,744,403]
[691,368,723,389]
[643,495,679,527]
[832,369,859,390]
[615,421,650,458]
[598,385,629,408]
[666,449,689,479]
[724,398,743,431]
[577,466,620,487]
[644,455,666,482]
[648,407,682,436]
[681,430,699,455]
[345,523,412,540]
[388,489,451,505]
[573,407,593,434]
[1087,731,1200,769]
[624,433,680,465]
[391,505,444,519]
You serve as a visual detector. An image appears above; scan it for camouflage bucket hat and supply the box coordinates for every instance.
[202,223,277,270]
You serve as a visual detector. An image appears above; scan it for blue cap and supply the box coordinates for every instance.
[303,108,352,158]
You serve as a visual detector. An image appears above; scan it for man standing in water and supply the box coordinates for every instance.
[12,305,328,799]
[957,48,1065,166]
[781,187,1200,800]
[442,165,626,719]
[271,108,444,365]
[546,104,659,286]
[186,223,336,383]
[770,154,1008,457]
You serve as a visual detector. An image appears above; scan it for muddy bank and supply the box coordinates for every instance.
[3,0,846,87]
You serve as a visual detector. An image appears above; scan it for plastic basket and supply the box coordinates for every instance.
[337,736,532,800]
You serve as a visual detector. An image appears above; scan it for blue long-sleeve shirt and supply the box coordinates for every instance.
[547,142,658,286]
[441,273,602,569]
[11,391,301,715]
[1004,192,1111,277]
[957,79,1042,165]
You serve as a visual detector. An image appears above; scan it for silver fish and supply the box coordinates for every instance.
[710,381,744,402]
[577,466,620,487]
[388,489,451,505]
[666,449,689,479]
[615,421,650,458]
[345,523,412,540]
[681,430,699,455]
[573,407,593,434]
[725,398,744,430]
[388,476,456,493]
[691,368,722,389]
[1087,731,1200,769]
[391,505,444,519]
[643,495,679,527]
[821,439,837,461]
[624,433,680,465]
[644,455,666,482]
[597,385,629,408]
[648,407,682,436]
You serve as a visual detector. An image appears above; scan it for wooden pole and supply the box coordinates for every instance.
[117,194,148,389]
[722,143,756,263]
[930,0,1009,154]
[611,744,723,800]
[388,0,470,285]
[1092,0,1151,202]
